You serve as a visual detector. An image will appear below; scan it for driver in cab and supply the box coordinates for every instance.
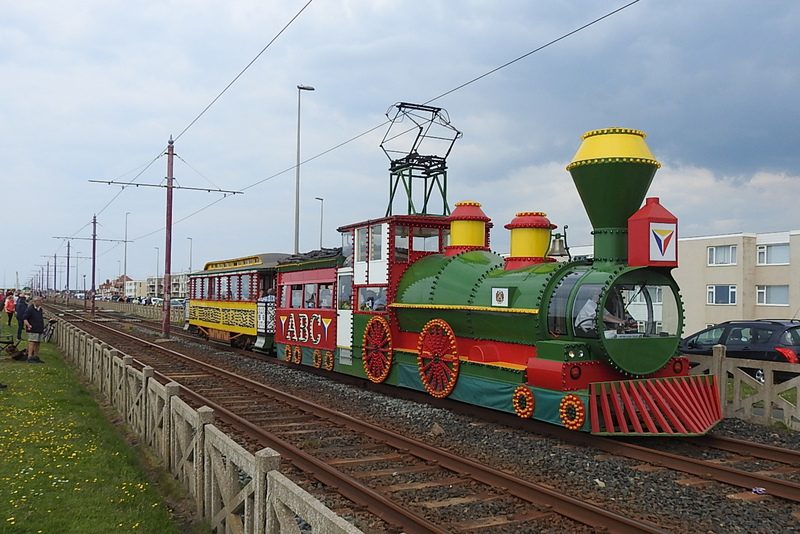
[574,288,629,334]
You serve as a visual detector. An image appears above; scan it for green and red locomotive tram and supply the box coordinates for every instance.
[270,126,722,436]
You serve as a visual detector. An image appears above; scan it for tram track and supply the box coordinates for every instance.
[54,308,669,533]
[49,304,800,531]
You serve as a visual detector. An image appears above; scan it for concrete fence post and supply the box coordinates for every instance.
[712,344,726,413]
[254,448,282,534]
[196,406,214,517]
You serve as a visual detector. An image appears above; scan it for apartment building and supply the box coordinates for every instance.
[672,230,800,333]
[144,273,189,299]
[125,280,148,300]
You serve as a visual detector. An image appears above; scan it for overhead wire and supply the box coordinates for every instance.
[173,0,315,143]
[153,0,644,225]
[47,0,317,277]
[77,0,316,240]
[424,0,641,105]
[70,0,642,281]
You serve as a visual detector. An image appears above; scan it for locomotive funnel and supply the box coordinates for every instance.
[567,128,660,261]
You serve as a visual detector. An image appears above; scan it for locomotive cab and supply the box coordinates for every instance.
[547,268,682,376]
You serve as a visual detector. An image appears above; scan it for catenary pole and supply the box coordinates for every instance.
[161,138,175,338]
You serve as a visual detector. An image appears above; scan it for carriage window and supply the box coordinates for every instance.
[291,284,303,307]
[394,225,409,263]
[356,228,368,262]
[231,275,240,300]
[207,277,216,300]
[413,227,440,252]
[281,285,290,307]
[319,284,333,309]
[338,275,353,309]
[218,276,226,299]
[241,274,251,300]
[304,283,318,308]
[342,231,354,267]
[370,225,383,260]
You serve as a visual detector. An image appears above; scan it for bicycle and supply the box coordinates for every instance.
[42,319,58,343]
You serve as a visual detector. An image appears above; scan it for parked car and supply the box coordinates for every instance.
[680,320,800,382]
[170,298,185,308]
[151,297,164,307]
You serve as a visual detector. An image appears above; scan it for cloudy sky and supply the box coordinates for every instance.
[1,0,798,290]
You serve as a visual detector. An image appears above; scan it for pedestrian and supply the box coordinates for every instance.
[22,296,45,363]
[4,292,16,328]
[15,295,28,341]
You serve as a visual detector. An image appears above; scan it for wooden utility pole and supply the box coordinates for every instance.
[161,138,175,338]
[90,138,241,339]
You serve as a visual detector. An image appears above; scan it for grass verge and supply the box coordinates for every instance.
[0,340,205,533]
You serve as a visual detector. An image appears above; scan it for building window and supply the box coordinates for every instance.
[707,245,736,266]
[707,285,736,305]
[756,243,789,265]
[756,285,789,305]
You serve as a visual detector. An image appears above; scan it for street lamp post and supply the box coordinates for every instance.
[124,212,130,280]
[187,237,193,273]
[154,247,159,297]
[315,197,324,249]
[294,84,315,254]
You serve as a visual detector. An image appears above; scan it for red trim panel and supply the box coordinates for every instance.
[275,308,337,350]
[279,267,337,284]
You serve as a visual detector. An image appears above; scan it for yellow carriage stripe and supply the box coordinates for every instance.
[389,302,538,315]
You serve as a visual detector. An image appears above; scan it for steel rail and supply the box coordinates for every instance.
[59,312,666,534]
[585,436,800,502]
[692,434,800,467]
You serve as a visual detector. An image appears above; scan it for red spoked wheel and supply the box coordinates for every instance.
[513,385,535,419]
[362,316,393,383]
[283,345,293,363]
[417,319,460,398]
[293,346,302,364]
[312,349,322,369]
[559,394,586,431]
[323,350,334,371]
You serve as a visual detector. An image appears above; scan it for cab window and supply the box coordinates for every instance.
[337,275,353,309]
[413,227,440,252]
[342,230,354,267]
[394,225,409,263]
[356,228,368,262]
[359,286,387,311]
[547,271,584,336]
[370,225,383,260]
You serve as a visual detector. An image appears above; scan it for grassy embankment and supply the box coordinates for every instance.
[0,328,201,533]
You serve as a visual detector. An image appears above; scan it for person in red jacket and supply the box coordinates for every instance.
[4,292,16,329]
